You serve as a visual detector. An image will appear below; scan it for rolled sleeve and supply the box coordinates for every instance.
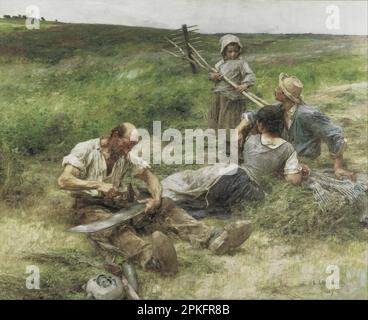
[302,109,346,158]
[284,151,302,175]
[128,154,151,177]
[62,142,89,174]
[332,139,347,159]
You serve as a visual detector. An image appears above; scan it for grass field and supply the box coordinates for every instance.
[0,18,367,299]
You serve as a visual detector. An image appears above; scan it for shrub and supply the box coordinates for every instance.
[0,141,24,198]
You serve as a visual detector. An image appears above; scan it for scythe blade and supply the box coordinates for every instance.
[67,203,145,233]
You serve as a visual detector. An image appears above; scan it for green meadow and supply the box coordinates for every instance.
[0,18,367,299]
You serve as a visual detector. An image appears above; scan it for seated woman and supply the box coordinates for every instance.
[162,105,309,217]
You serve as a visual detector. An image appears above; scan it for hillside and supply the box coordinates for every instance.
[0,18,367,299]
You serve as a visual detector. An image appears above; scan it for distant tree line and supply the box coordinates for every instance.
[2,14,46,21]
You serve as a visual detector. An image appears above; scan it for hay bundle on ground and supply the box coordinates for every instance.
[237,170,367,239]
[306,170,368,225]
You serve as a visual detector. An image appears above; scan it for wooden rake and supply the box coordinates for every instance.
[163,37,269,107]
[165,24,204,74]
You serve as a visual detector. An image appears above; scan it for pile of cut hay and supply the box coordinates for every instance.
[235,171,367,240]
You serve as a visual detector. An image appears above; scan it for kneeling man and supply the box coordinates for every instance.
[58,123,252,276]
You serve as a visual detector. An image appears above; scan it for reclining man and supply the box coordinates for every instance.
[237,73,355,181]
[58,123,252,276]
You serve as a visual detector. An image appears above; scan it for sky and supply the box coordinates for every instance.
[0,0,367,35]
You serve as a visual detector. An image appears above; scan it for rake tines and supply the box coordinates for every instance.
[163,26,269,107]
[165,24,203,74]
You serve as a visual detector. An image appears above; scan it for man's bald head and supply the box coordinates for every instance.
[111,122,137,140]
[109,122,140,157]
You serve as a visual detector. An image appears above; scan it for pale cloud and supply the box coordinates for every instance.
[0,0,366,35]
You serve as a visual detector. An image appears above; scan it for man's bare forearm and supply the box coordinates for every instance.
[58,165,101,192]
[137,169,162,201]
[333,156,344,171]
[59,175,100,191]
[332,154,355,181]
[236,118,249,133]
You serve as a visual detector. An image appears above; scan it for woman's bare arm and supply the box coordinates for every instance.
[285,172,302,186]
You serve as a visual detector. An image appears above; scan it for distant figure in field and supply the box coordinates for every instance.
[208,34,256,154]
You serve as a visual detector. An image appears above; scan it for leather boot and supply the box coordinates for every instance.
[208,220,252,255]
[149,231,178,276]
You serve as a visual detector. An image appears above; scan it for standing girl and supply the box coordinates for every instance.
[208,34,256,154]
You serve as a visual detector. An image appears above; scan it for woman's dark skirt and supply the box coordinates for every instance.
[176,168,264,219]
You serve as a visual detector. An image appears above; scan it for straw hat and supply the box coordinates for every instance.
[279,73,303,103]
